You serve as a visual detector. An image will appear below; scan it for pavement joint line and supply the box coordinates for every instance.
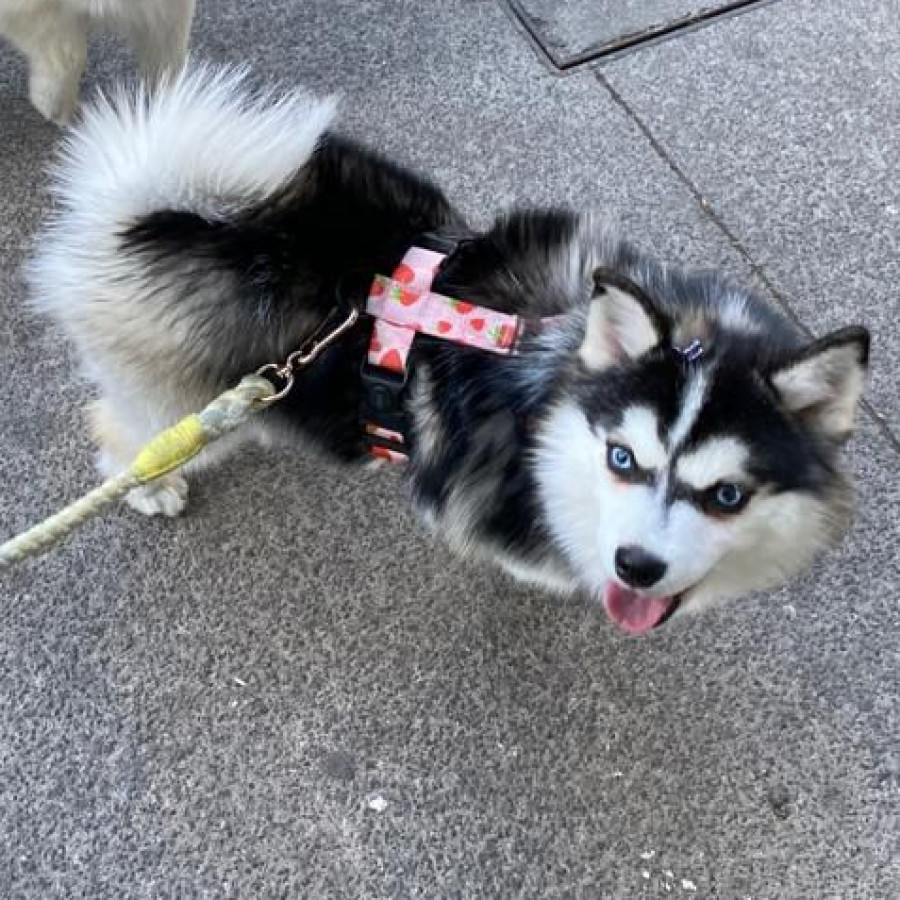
[595,69,900,457]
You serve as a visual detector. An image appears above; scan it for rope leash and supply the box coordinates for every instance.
[1,305,360,567]
[0,375,276,566]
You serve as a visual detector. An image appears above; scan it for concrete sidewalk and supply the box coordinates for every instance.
[1,1,897,897]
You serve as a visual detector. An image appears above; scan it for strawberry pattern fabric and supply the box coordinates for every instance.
[363,246,528,464]
[365,247,522,376]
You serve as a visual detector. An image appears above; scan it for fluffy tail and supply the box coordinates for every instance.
[29,63,336,335]
[54,62,334,222]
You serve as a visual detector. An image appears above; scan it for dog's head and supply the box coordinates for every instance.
[534,266,870,633]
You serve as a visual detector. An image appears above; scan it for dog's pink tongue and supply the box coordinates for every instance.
[604,583,676,635]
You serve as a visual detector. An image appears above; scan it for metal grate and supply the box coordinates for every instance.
[505,0,778,70]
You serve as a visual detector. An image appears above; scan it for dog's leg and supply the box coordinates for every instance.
[125,0,196,85]
[1,3,87,123]
[89,397,189,518]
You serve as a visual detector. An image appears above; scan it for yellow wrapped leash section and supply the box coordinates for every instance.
[0,375,276,566]
[131,415,207,482]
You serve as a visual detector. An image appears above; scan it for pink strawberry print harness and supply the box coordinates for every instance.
[362,245,536,463]
[366,247,521,370]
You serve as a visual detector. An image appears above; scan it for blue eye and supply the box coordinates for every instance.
[607,444,635,473]
[711,482,746,512]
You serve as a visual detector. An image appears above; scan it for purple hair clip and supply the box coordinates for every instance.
[673,339,704,363]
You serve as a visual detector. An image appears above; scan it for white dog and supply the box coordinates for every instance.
[0,0,194,122]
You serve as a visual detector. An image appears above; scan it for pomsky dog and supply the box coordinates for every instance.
[28,66,870,634]
[0,0,194,123]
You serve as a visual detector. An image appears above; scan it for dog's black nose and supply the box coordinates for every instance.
[614,546,667,589]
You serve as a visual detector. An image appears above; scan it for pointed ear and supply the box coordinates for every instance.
[770,326,870,441]
[578,269,668,371]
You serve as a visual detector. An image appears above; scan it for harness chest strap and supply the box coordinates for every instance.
[361,246,530,462]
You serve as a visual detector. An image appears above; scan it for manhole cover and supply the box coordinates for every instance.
[507,0,774,69]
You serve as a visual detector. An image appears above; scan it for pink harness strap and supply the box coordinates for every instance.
[363,246,529,462]
[366,247,521,370]
[363,246,550,463]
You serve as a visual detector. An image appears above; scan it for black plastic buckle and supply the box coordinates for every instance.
[416,231,463,256]
[359,361,409,453]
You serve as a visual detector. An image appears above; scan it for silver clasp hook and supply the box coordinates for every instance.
[255,306,360,405]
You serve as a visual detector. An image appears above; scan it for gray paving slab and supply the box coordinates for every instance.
[509,0,770,67]
[1,1,898,898]
[604,0,900,435]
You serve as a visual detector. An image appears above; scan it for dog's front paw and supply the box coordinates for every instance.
[126,474,189,517]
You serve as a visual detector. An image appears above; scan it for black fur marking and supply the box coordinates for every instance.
[687,365,837,495]
[574,350,689,437]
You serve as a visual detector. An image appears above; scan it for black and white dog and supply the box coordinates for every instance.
[30,67,870,633]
